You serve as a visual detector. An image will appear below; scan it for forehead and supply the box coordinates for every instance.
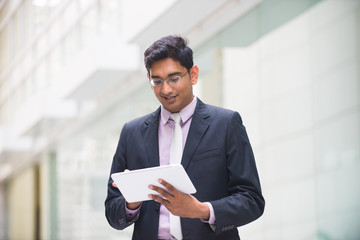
[149,58,185,76]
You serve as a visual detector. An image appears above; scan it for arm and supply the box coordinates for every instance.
[105,123,142,230]
[211,112,265,233]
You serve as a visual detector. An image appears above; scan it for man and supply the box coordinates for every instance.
[105,35,265,240]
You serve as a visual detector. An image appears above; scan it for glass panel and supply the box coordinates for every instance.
[0,28,8,74]
[63,0,78,31]
[37,35,48,61]
[98,0,120,34]
[63,30,77,66]
[81,6,97,43]
[32,2,49,35]
[49,44,62,82]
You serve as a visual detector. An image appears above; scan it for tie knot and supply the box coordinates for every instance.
[171,113,181,123]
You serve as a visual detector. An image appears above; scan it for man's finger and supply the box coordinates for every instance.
[148,194,175,213]
[149,194,166,203]
[149,185,174,199]
[157,178,177,194]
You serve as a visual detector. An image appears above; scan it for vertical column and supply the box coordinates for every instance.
[49,151,58,240]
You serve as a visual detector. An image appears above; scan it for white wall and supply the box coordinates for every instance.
[221,0,360,239]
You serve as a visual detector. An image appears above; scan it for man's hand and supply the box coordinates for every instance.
[148,179,210,220]
[112,169,142,210]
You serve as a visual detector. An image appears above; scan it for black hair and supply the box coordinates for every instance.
[144,35,193,73]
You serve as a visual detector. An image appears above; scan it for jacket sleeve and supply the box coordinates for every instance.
[211,112,265,234]
[104,123,139,230]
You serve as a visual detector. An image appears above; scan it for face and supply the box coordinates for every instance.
[148,58,198,113]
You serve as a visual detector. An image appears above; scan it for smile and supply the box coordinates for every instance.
[163,95,176,103]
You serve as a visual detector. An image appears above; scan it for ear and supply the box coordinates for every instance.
[147,72,154,89]
[190,65,199,85]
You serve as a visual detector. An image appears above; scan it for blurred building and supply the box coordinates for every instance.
[0,0,359,239]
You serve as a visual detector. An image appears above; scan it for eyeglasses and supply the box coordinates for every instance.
[149,72,187,87]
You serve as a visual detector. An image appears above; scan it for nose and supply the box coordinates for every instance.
[161,80,173,94]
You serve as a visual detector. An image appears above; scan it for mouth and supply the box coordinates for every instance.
[162,95,177,103]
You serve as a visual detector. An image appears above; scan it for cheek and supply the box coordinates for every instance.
[181,83,192,95]
[153,89,161,98]
[153,87,161,94]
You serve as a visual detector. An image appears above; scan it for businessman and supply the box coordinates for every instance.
[105,35,265,240]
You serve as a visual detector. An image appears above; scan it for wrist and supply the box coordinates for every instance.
[126,201,141,210]
[198,202,210,220]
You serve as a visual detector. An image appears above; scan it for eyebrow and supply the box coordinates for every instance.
[150,71,183,79]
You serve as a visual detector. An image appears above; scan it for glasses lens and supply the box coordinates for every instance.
[168,76,180,85]
[151,79,162,86]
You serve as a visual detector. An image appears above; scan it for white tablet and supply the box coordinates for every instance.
[111,164,197,203]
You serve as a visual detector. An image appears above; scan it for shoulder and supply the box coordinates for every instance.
[206,104,236,116]
[123,107,160,130]
[198,100,242,123]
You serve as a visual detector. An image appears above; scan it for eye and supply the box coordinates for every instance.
[152,79,163,85]
[169,76,180,82]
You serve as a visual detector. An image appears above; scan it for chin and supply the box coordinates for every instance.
[164,105,179,113]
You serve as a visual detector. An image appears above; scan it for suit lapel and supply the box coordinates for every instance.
[182,99,210,169]
[141,107,161,168]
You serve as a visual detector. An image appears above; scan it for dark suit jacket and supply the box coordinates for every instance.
[105,98,265,240]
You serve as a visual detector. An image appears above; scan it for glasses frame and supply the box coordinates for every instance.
[149,72,187,87]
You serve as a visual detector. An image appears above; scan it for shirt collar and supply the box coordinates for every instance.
[160,96,197,125]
